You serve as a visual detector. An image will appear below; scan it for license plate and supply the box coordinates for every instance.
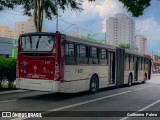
[32,74,40,79]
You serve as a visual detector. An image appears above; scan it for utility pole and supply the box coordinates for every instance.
[56,0,58,31]
[56,14,58,31]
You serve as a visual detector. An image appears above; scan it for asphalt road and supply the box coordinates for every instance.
[0,74,160,120]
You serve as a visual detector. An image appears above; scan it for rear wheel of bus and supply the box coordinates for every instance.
[89,76,98,94]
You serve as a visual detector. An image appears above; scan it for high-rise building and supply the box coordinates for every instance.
[106,13,135,49]
[135,35,147,54]
[14,17,46,39]
[0,25,14,39]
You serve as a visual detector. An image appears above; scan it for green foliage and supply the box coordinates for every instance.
[81,34,106,43]
[0,0,15,10]
[5,58,16,82]
[0,57,16,88]
[154,55,160,61]
[0,57,6,81]
[119,0,151,17]
[1,84,16,89]
[118,43,130,49]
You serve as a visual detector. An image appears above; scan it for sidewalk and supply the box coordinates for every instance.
[0,89,29,95]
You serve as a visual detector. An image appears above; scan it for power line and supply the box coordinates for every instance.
[62,24,75,32]
[59,18,104,36]
[1,11,22,16]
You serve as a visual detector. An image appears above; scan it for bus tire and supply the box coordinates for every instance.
[127,74,132,87]
[89,76,98,94]
[142,74,147,84]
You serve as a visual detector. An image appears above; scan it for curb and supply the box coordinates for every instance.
[0,89,30,95]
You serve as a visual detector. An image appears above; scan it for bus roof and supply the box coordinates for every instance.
[19,32,149,58]
[66,35,116,50]
[125,49,143,57]
[19,32,54,37]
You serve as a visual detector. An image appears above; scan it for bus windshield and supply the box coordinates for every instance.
[21,35,55,52]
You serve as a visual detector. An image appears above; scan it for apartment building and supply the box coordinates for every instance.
[14,17,46,39]
[0,17,46,39]
[106,13,135,49]
[135,35,147,54]
[0,26,14,38]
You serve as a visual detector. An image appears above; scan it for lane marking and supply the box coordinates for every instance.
[10,91,131,120]
[120,98,160,120]
[48,91,131,111]
[0,99,17,104]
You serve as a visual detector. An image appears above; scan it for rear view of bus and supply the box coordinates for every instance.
[16,32,64,92]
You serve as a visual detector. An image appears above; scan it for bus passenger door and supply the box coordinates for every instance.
[108,51,115,84]
[134,57,138,81]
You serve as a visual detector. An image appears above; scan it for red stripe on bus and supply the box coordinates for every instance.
[62,77,107,82]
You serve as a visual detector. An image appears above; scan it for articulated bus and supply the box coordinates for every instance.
[16,32,152,93]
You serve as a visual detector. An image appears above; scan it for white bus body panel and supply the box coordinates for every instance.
[60,65,109,93]
[16,78,60,92]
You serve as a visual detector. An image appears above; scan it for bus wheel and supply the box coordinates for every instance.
[142,74,147,84]
[127,75,132,87]
[89,76,98,94]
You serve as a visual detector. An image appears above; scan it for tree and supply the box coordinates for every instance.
[81,34,97,42]
[119,0,151,17]
[0,0,95,32]
[118,43,130,49]
[81,34,105,43]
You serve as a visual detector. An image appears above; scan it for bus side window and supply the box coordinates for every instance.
[125,54,129,71]
[139,57,141,70]
[144,58,146,70]
[77,44,88,64]
[91,47,98,64]
[146,59,149,70]
[65,42,76,64]
[130,55,133,70]
[100,48,107,65]
[141,58,143,70]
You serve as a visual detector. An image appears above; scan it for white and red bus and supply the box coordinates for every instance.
[16,32,152,93]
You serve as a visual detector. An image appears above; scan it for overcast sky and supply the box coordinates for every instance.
[0,0,159,54]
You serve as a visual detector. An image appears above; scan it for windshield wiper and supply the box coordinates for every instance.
[36,36,41,50]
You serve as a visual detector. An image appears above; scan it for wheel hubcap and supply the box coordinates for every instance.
[92,82,96,91]
[129,77,131,85]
